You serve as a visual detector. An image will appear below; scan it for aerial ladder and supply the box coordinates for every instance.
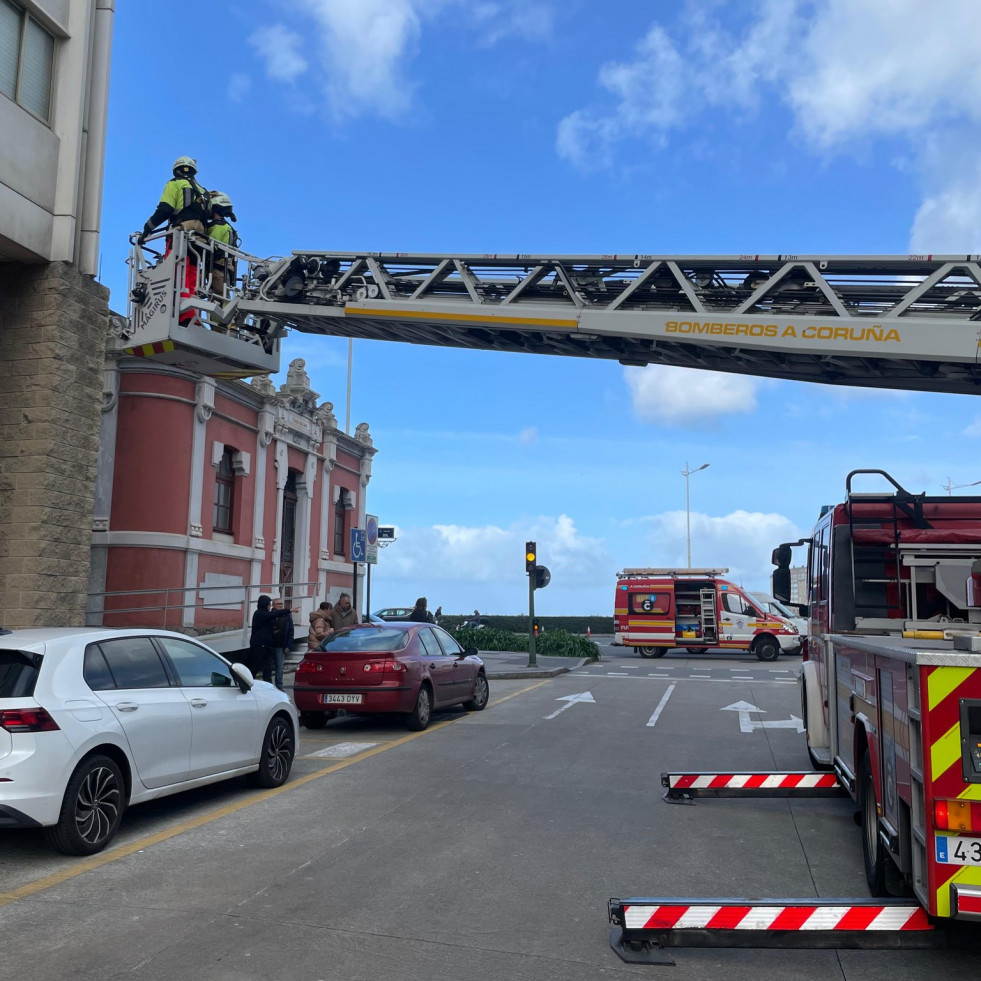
[123,233,981,393]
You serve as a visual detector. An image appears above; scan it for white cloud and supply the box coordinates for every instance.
[624,364,759,426]
[556,1,981,247]
[249,24,309,82]
[378,515,611,586]
[647,508,800,587]
[471,1,554,46]
[227,73,251,103]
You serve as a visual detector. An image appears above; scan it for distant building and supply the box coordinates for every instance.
[789,565,807,605]
[87,358,376,638]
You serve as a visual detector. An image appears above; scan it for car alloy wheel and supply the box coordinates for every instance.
[44,754,124,856]
[465,673,489,711]
[406,685,432,731]
[250,716,295,788]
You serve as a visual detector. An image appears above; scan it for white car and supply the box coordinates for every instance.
[750,592,808,637]
[0,628,298,855]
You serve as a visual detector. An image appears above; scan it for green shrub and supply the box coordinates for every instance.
[451,625,599,660]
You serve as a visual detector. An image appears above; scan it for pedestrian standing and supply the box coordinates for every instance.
[248,594,295,682]
[328,592,360,631]
[308,601,333,649]
[268,597,295,690]
[408,597,434,623]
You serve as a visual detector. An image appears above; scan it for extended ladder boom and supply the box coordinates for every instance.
[124,240,981,392]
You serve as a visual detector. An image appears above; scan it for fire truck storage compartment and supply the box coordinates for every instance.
[962,700,981,781]
[674,581,711,640]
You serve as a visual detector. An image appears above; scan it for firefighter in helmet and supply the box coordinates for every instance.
[136,156,211,326]
[137,156,210,245]
[206,191,239,299]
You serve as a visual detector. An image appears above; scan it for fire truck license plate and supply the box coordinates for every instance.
[935,835,981,866]
[324,693,363,705]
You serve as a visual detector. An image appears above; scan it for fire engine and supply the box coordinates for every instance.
[772,469,981,919]
[614,568,800,661]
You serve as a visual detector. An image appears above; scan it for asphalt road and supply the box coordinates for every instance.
[1,643,978,979]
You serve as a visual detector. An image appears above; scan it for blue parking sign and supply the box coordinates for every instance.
[350,528,366,562]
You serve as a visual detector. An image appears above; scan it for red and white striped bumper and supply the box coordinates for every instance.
[662,770,845,801]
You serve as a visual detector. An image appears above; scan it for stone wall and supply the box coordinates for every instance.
[0,262,110,628]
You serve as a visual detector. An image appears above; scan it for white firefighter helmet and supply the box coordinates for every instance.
[172,155,197,176]
[209,191,236,221]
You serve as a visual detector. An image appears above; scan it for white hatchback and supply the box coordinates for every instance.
[0,628,298,855]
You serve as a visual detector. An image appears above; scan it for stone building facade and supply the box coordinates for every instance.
[0,2,114,629]
[87,357,376,636]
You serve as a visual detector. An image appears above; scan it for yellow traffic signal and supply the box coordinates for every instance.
[525,540,537,573]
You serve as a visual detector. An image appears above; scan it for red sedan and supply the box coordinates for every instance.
[293,622,489,731]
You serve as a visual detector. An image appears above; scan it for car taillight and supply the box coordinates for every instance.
[364,660,405,673]
[934,799,980,832]
[0,708,60,732]
[296,661,322,675]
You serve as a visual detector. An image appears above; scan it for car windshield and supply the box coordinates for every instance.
[321,628,408,653]
[768,598,795,618]
[0,650,41,697]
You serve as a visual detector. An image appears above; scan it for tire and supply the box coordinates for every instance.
[405,684,432,731]
[859,748,888,896]
[639,647,667,659]
[801,675,832,771]
[250,715,295,788]
[300,711,328,729]
[685,647,703,655]
[44,754,125,856]
[754,636,780,662]
[464,673,489,711]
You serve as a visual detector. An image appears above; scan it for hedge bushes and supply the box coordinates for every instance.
[441,615,613,634]
[451,625,599,660]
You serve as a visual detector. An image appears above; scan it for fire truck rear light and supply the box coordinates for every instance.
[0,708,60,733]
[934,799,975,832]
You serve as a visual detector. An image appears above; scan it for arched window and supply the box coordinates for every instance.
[213,447,235,534]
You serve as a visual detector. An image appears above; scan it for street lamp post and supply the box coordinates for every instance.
[682,462,710,568]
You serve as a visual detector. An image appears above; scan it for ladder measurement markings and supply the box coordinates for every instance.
[646,683,677,728]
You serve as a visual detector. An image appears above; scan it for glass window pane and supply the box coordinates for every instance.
[0,1,20,100]
[98,638,171,689]
[0,650,40,697]
[433,628,462,656]
[83,645,115,691]
[20,17,52,120]
[157,637,234,687]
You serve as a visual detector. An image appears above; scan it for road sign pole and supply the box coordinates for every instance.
[366,562,371,617]
[528,572,537,667]
[352,561,358,616]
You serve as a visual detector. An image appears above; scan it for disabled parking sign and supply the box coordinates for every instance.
[350,528,366,563]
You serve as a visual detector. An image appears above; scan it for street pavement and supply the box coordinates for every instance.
[3,641,979,980]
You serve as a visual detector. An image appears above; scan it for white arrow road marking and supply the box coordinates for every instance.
[545,691,595,720]
[722,700,804,734]
[646,683,676,728]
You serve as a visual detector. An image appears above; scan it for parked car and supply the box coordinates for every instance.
[372,607,414,621]
[0,628,298,856]
[749,592,808,636]
[294,622,489,731]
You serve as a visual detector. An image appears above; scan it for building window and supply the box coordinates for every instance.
[0,1,55,123]
[333,492,347,557]
[213,447,235,534]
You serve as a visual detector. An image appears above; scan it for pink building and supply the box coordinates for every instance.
[87,357,375,645]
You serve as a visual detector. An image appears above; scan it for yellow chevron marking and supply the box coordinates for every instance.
[935,864,981,918]
[931,723,962,781]
[928,667,974,711]
[957,784,981,801]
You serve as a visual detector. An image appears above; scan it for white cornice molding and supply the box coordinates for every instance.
[91,530,261,560]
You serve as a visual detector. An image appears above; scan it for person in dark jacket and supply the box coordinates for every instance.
[249,594,295,681]
[408,597,435,623]
[267,597,295,690]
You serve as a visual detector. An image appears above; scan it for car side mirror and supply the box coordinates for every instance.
[460,647,478,658]
[230,662,255,692]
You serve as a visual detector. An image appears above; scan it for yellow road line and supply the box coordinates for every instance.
[0,679,551,908]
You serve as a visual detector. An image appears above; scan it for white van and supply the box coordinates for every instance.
[750,592,808,636]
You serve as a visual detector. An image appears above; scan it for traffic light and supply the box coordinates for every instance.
[525,541,537,574]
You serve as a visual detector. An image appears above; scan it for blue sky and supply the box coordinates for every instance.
[103,1,981,616]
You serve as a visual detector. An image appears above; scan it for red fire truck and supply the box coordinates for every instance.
[773,469,981,919]
[614,568,800,661]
